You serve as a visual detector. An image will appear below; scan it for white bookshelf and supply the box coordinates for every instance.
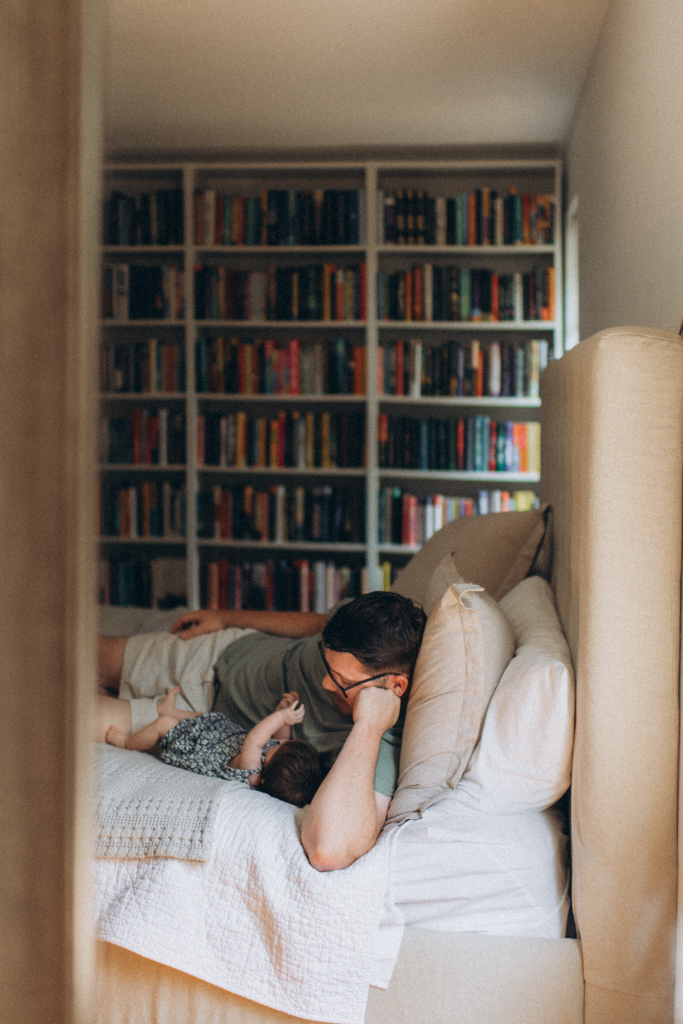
[99,158,562,608]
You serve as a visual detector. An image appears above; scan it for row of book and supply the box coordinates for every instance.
[99,556,187,608]
[103,188,184,246]
[205,558,363,614]
[101,410,186,466]
[197,410,365,470]
[102,185,554,249]
[101,339,186,393]
[102,263,184,320]
[378,488,538,545]
[198,484,365,544]
[195,336,365,395]
[194,188,364,247]
[99,480,186,539]
[376,265,555,322]
[377,189,555,246]
[194,263,367,322]
[377,415,541,474]
[101,262,552,324]
[377,338,549,398]
[99,480,540,547]
[100,408,541,472]
[98,335,547,399]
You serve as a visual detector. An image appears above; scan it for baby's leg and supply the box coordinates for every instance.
[156,686,186,718]
[155,685,200,723]
[94,694,132,744]
[106,714,178,751]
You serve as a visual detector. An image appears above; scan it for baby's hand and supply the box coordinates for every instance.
[276,691,299,711]
[278,700,305,726]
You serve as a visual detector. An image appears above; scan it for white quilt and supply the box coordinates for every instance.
[93,748,395,1024]
[96,745,226,859]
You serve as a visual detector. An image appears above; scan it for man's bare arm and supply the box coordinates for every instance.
[301,687,398,872]
[171,609,327,639]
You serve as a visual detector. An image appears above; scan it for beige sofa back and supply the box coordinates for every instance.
[541,327,683,1024]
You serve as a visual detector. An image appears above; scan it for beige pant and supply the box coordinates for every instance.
[120,628,254,733]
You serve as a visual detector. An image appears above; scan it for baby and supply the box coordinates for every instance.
[106,689,322,808]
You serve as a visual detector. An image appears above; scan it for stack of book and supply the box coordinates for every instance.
[377,188,555,246]
[376,264,554,322]
[194,263,366,321]
[101,410,186,466]
[378,488,539,545]
[196,409,365,470]
[99,480,186,539]
[103,188,184,246]
[102,263,184,320]
[204,558,363,613]
[195,336,365,395]
[377,338,548,398]
[198,484,365,544]
[101,338,186,393]
[377,415,541,474]
[194,188,363,246]
[98,556,187,608]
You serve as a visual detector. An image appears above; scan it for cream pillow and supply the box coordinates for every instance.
[391,506,549,605]
[387,555,514,826]
[454,575,574,813]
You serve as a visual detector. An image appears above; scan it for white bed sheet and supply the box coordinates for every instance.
[386,798,570,938]
[94,781,394,1024]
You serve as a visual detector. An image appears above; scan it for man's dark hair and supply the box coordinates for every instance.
[322,592,426,679]
[259,740,323,807]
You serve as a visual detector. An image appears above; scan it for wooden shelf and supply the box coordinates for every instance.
[100,158,562,607]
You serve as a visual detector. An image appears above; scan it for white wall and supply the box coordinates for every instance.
[566,0,683,341]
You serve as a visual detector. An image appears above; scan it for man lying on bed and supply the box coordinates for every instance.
[95,592,426,872]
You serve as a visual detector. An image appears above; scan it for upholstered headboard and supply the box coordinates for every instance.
[541,326,683,1024]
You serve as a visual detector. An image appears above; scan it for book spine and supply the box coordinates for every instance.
[409,339,422,398]
[395,341,405,396]
[488,341,501,397]
[283,338,297,395]
[423,264,433,322]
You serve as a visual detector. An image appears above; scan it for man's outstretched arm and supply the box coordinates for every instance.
[301,687,398,872]
[171,608,327,639]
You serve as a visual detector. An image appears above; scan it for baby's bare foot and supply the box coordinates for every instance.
[106,725,127,749]
[157,686,181,716]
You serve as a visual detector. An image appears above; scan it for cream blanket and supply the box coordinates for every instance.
[93,745,397,1024]
[96,744,227,859]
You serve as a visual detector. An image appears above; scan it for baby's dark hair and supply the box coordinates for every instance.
[322,591,426,679]
[259,740,323,808]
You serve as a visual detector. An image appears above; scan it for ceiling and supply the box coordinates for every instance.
[104,0,610,159]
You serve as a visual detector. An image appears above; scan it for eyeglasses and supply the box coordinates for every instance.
[318,641,400,697]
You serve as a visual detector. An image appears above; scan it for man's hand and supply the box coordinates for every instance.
[301,685,400,872]
[352,684,401,732]
[171,609,226,638]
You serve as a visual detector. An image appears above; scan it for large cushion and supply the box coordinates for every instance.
[454,575,574,813]
[391,507,549,605]
[387,556,514,825]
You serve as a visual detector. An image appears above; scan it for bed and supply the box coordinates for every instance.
[94,326,683,1024]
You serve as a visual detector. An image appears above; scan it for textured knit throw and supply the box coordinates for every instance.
[95,743,235,860]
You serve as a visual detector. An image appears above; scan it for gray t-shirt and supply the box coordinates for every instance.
[213,631,402,797]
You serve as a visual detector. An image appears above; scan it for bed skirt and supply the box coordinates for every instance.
[96,931,584,1024]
